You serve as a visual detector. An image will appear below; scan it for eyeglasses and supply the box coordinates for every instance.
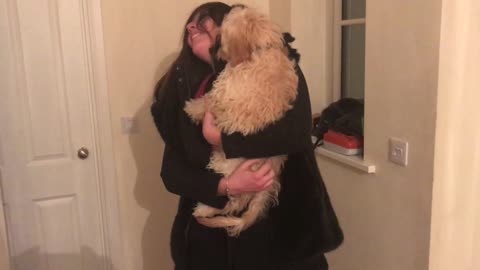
[187,14,213,32]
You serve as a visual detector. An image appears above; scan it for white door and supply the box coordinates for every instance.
[0,0,107,269]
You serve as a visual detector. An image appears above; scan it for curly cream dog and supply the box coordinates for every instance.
[184,6,298,236]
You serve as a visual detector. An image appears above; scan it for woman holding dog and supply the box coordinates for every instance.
[151,2,343,270]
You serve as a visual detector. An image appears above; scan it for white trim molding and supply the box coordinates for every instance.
[332,0,367,101]
[332,0,342,101]
[340,18,366,26]
[429,0,480,269]
[0,172,10,270]
[315,146,376,173]
[83,0,125,269]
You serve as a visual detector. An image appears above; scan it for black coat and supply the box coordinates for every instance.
[151,61,343,270]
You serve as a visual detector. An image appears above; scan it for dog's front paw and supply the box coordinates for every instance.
[193,204,219,218]
[184,98,206,123]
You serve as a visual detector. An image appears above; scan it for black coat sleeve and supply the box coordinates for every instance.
[158,93,228,209]
[161,143,228,208]
[151,68,227,208]
[222,67,313,159]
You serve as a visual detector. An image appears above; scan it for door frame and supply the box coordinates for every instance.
[0,182,10,270]
[79,0,126,269]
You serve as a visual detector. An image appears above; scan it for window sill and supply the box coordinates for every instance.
[314,145,376,174]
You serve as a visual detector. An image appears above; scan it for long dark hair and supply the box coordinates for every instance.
[154,2,232,102]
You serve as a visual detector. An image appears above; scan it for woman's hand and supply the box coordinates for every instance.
[205,159,276,227]
[223,159,276,196]
[202,111,222,147]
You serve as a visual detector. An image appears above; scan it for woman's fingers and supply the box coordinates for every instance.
[240,158,264,170]
[203,111,214,124]
[228,158,277,193]
[258,170,275,189]
[202,111,222,146]
[262,169,275,183]
[254,159,271,178]
[262,179,274,189]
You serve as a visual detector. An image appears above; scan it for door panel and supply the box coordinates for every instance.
[0,0,107,269]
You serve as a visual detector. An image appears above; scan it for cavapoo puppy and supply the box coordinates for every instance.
[184,6,298,236]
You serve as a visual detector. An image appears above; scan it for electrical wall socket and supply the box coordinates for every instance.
[389,138,408,166]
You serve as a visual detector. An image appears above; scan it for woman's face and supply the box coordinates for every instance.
[186,14,219,64]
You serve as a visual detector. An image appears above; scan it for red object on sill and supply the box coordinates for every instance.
[323,130,363,149]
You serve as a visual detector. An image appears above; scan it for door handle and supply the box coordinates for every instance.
[77,147,89,160]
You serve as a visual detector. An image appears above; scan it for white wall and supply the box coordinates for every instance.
[100,1,480,269]
[3,1,477,269]
[98,0,450,269]
[302,0,442,269]
[269,0,291,32]
[291,0,333,113]
[429,0,480,269]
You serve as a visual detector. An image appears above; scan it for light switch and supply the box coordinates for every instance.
[121,117,138,134]
[389,138,408,166]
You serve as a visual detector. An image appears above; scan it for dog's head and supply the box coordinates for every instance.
[217,6,284,65]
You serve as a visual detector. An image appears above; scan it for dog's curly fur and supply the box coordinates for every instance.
[184,7,298,236]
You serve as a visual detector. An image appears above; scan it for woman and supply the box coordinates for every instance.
[151,2,343,270]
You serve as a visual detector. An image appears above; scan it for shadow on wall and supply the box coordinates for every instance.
[130,52,179,270]
[12,246,113,269]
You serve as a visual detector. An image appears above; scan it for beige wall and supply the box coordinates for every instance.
[3,0,477,269]
[269,0,291,32]
[100,1,480,269]
[291,0,332,113]
[311,0,442,269]
[100,0,445,269]
[429,0,480,269]
[99,1,269,269]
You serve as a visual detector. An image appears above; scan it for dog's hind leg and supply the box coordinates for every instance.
[193,203,223,218]
[226,190,274,236]
[221,194,253,216]
[196,215,243,231]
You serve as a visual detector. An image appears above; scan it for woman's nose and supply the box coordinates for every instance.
[186,21,197,32]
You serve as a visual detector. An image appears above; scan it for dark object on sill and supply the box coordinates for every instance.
[312,98,364,148]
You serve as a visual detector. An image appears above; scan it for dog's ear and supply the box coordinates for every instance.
[242,8,283,50]
[218,8,251,64]
[220,7,283,64]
